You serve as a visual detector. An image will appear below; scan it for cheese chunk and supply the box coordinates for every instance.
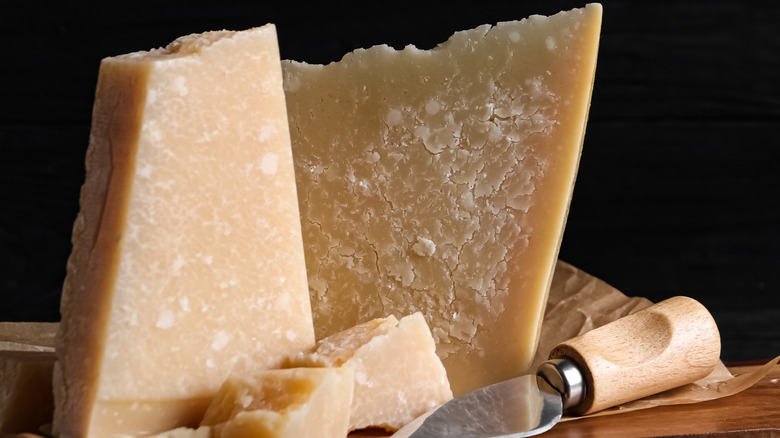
[287,312,452,431]
[0,351,56,435]
[201,368,353,438]
[283,4,602,394]
[146,426,212,438]
[53,25,314,437]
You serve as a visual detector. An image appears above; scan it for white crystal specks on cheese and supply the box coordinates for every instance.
[284,5,602,395]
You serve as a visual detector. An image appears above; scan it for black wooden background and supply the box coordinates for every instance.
[1,1,778,362]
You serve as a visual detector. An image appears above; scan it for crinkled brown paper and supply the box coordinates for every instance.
[1,262,778,436]
[542,261,780,420]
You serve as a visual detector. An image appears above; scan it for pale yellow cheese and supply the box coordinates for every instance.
[53,25,313,437]
[283,4,602,395]
[146,426,212,438]
[287,312,452,431]
[200,368,353,438]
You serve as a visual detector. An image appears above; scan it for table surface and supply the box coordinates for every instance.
[542,363,780,438]
[348,362,780,438]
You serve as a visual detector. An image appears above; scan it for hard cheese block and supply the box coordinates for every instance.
[201,368,353,438]
[287,312,452,431]
[54,25,313,437]
[283,4,602,394]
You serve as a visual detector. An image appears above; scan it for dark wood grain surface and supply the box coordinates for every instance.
[1,1,778,362]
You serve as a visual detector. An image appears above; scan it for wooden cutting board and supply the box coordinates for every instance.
[350,362,780,438]
[535,362,780,438]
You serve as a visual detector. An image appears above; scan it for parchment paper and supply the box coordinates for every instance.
[542,260,780,420]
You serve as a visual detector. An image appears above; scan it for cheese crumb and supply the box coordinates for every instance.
[412,237,436,257]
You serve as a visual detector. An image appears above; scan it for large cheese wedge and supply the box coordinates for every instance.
[53,25,314,437]
[287,312,452,431]
[201,368,353,438]
[283,4,602,395]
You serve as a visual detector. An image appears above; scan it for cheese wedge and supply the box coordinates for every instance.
[201,368,353,438]
[283,4,602,394]
[53,25,313,437]
[287,313,452,431]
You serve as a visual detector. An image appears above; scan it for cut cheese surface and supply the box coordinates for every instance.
[54,25,313,437]
[283,4,602,394]
[201,367,353,438]
[287,312,452,431]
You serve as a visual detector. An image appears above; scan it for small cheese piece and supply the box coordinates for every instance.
[287,312,453,431]
[283,4,602,395]
[54,25,314,437]
[0,351,56,435]
[200,368,353,438]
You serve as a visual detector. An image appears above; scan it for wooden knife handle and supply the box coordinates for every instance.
[548,296,721,415]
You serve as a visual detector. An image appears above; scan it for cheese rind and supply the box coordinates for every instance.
[201,368,353,438]
[54,24,313,437]
[283,4,602,395]
[287,313,453,431]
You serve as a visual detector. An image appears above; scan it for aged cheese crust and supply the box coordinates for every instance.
[283,4,602,395]
[54,25,313,437]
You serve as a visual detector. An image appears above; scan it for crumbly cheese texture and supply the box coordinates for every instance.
[287,313,452,431]
[54,25,313,437]
[283,4,602,394]
[201,368,353,438]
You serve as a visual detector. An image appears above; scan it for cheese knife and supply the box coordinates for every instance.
[392,296,721,438]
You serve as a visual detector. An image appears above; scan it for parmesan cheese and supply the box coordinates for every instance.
[201,368,353,438]
[283,4,603,395]
[287,312,452,431]
[53,25,313,437]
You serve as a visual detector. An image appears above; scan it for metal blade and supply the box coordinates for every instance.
[392,375,563,438]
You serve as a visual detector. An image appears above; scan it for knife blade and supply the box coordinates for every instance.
[393,296,721,438]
